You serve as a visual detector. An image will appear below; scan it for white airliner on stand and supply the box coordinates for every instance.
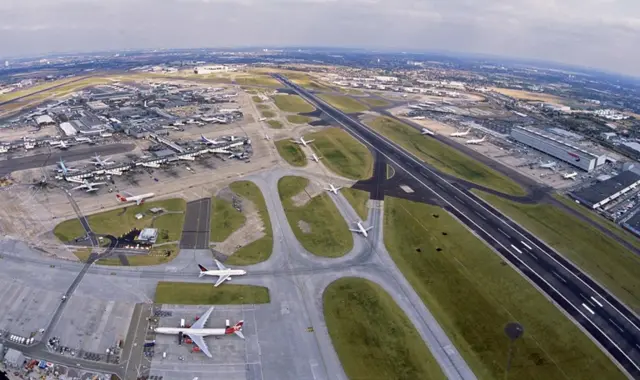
[91,154,114,167]
[57,159,78,176]
[325,184,342,194]
[72,179,107,192]
[154,306,244,358]
[465,136,486,145]
[291,137,314,147]
[350,221,373,238]
[116,191,155,205]
[450,129,471,137]
[421,128,435,136]
[563,171,578,180]
[201,135,224,145]
[198,260,247,287]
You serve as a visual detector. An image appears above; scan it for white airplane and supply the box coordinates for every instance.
[421,128,435,136]
[349,221,373,238]
[259,117,267,122]
[116,191,155,205]
[540,161,557,170]
[72,179,106,192]
[154,307,244,358]
[140,162,161,169]
[264,134,270,141]
[91,154,114,167]
[198,260,247,287]
[201,135,224,145]
[57,159,78,175]
[411,116,426,120]
[178,154,196,161]
[563,171,578,180]
[450,129,471,137]
[51,140,70,149]
[310,153,322,163]
[465,136,486,145]
[291,137,314,147]
[325,184,342,195]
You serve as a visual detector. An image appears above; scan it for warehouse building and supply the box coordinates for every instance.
[59,121,77,136]
[570,171,640,209]
[511,126,607,171]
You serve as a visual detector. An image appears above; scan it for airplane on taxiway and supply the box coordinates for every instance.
[198,260,247,287]
[325,184,342,194]
[349,221,373,238]
[291,137,314,147]
[116,191,155,205]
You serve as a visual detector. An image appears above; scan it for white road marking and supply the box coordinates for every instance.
[497,228,510,238]
[454,195,463,203]
[582,303,595,315]
[510,245,522,254]
[609,318,625,333]
[475,211,487,220]
[293,83,640,374]
[552,271,567,283]
[591,296,604,307]
[521,241,532,250]
[527,251,539,261]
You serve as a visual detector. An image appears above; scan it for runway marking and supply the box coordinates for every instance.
[527,251,539,261]
[552,271,567,283]
[582,303,595,315]
[474,211,487,220]
[510,245,522,254]
[521,241,532,250]
[591,296,604,307]
[453,195,463,203]
[497,228,510,238]
[436,183,444,189]
[289,81,640,375]
[609,318,625,333]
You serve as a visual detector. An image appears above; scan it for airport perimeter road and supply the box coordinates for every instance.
[275,74,640,378]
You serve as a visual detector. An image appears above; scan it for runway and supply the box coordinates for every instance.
[180,198,212,249]
[0,143,136,176]
[276,74,640,378]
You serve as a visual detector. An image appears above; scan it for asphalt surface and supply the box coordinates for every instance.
[276,74,640,378]
[180,198,212,249]
[0,143,136,177]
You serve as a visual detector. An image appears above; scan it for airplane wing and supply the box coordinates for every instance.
[215,260,226,271]
[135,199,143,206]
[86,187,98,193]
[190,335,212,358]
[191,306,214,329]
[122,191,133,197]
[366,226,374,231]
[214,274,229,287]
[72,184,86,190]
[348,228,360,232]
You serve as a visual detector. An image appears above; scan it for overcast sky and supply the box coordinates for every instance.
[1,0,638,76]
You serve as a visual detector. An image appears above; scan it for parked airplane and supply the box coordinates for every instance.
[154,306,244,358]
[116,191,155,205]
[140,162,161,169]
[421,128,435,136]
[91,154,114,167]
[57,159,79,175]
[201,135,224,145]
[325,184,342,195]
[450,129,471,137]
[198,260,247,287]
[259,117,267,122]
[563,171,578,180]
[264,134,270,141]
[310,154,322,163]
[540,161,557,170]
[291,137,314,147]
[411,116,426,120]
[349,221,373,238]
[72,179,107,192]
[465,136,486,145]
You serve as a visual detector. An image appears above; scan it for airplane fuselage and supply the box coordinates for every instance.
[202,269,247,278]
[155,327,227,336]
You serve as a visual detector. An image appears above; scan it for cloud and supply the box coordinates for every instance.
[0,0,638,76]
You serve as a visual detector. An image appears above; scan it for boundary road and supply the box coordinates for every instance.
[275,73,640,378]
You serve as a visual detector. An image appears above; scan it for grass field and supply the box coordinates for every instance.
[359,97,391,107]
[256,104,270,110]
[475,191,640,313]
[383,197,625,379]
[261,110,276,118]
[73,248,93,262]
[318,94,369,113]
[0,76,97,103]
[279,176,352,257]
[489,87,566,104]
[341,188,369,220]
[154,282,270,304]
[226,181,273,265]
[367,117,526,196]
[273,94,316,113]
[210,197,246,242]
[267,120,283,129]
[53,199,187,243]
[339,88,364,95]
[275,140,307,167]
[286,114,312,124]
[235,75,281,87]
[305,127,373,180]
[553,193,640,250]
[292,78,334,91]
[251,95,263,103]
[324,278,446,380]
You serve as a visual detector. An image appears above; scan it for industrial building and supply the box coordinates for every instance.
[570,171,640,209]
[59,122,77,136]
[511,126,607,172]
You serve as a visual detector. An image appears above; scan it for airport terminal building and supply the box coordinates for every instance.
[570,171,640,209]
[511,126,607,171]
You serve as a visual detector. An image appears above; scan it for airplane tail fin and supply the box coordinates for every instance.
[198,264,208,277]
[116,194,126,202]
[225,321,244,338]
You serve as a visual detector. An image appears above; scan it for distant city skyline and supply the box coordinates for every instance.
[1,0,638,77]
